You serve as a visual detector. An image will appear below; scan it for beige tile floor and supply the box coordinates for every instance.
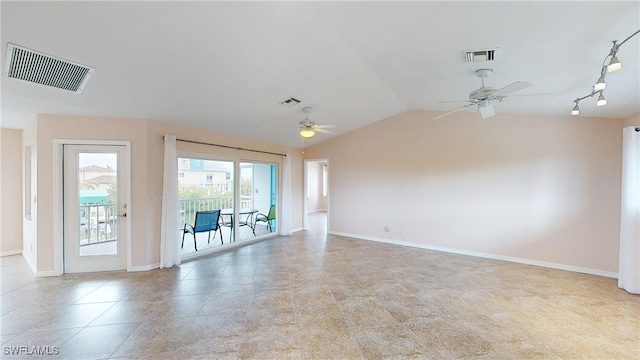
[1,212,638,359]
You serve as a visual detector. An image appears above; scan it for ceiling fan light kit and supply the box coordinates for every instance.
[297,107,336,138]
[571,29,639,116]
[300,129,315,138]
[478,100,496,119]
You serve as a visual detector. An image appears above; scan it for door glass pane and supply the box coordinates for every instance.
[78,152,118,256]
[238,162,277,241]
[178,157,234,254]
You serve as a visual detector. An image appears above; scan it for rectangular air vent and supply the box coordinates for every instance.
[279,97,301,107]
[4,43,94,93]
[463,48,499,63]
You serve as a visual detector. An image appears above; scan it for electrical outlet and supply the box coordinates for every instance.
[502,240,508,247]
[402,229,407,234]
[384,226,390,232]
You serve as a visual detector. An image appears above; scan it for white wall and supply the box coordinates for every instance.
[304,110,625,275]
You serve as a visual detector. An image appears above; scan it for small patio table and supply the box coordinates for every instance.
[220,208,258,242]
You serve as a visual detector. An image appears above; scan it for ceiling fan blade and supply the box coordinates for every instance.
[433,103,475,120]
[315,124,336,129]
[501,93,553,97]
[437,100,474,104]
[315,128,335,135]
[492,81,532,97]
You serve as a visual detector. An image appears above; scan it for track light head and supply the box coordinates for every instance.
[593,73,606,91]
[596,92,607,107]
[607,55,621,72]
[571,102,580,116]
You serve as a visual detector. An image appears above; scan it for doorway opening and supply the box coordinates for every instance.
[304,159,329,233]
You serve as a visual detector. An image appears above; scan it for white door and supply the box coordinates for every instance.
[63,145,128,273]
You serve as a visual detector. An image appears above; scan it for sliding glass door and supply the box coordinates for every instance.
[178,156,277,256]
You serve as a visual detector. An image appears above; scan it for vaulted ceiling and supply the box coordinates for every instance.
[2,1,638,147]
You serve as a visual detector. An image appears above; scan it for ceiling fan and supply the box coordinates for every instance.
[435,69,533,120]
[298,107,336,138]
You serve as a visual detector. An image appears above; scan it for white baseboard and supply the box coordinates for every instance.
[1,249,22,257]
[328,231,618,279]
[291,227,305,233]
[307,209,327,213]
[22,253,37,275]
[130,263,160,272]
[35,269,63,277]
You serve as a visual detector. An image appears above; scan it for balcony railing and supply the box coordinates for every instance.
[78,198,255,248]
[79,203,118,246]
[179,196,252,227]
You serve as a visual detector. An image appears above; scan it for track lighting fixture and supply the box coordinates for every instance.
[571,29,638,116]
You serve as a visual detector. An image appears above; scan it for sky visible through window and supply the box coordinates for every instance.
[79,153,117,170]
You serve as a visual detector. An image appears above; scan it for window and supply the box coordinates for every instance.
[206,173,213,183]
[178,172,185,179]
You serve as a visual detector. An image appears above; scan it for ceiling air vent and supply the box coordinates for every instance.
[4,43,94,93]
[463,48,499,63]
[279,97,302,107]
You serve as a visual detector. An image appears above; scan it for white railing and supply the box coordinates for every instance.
[179,196,252,226]
[79,203,118,246]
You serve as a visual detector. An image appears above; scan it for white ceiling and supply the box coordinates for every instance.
[1,1,638,147]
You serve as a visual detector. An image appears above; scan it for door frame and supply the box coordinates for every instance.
[53,140,132,275]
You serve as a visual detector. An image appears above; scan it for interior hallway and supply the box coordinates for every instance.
[1,211,638,359]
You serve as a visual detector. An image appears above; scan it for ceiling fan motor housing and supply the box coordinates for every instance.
[469,87,496,101]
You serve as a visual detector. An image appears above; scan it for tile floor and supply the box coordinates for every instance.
[1,212,638,359]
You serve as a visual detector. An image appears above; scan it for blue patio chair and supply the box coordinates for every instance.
[182,210,223,251]
[253,205,275,234]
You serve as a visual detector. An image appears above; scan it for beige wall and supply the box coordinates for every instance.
[1,128,23,255]
[623,112,639,127]
[304,110,625,274]
[31,114,303,274]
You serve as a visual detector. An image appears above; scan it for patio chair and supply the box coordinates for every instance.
[253,205,275,234]
[182,210,223,251]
